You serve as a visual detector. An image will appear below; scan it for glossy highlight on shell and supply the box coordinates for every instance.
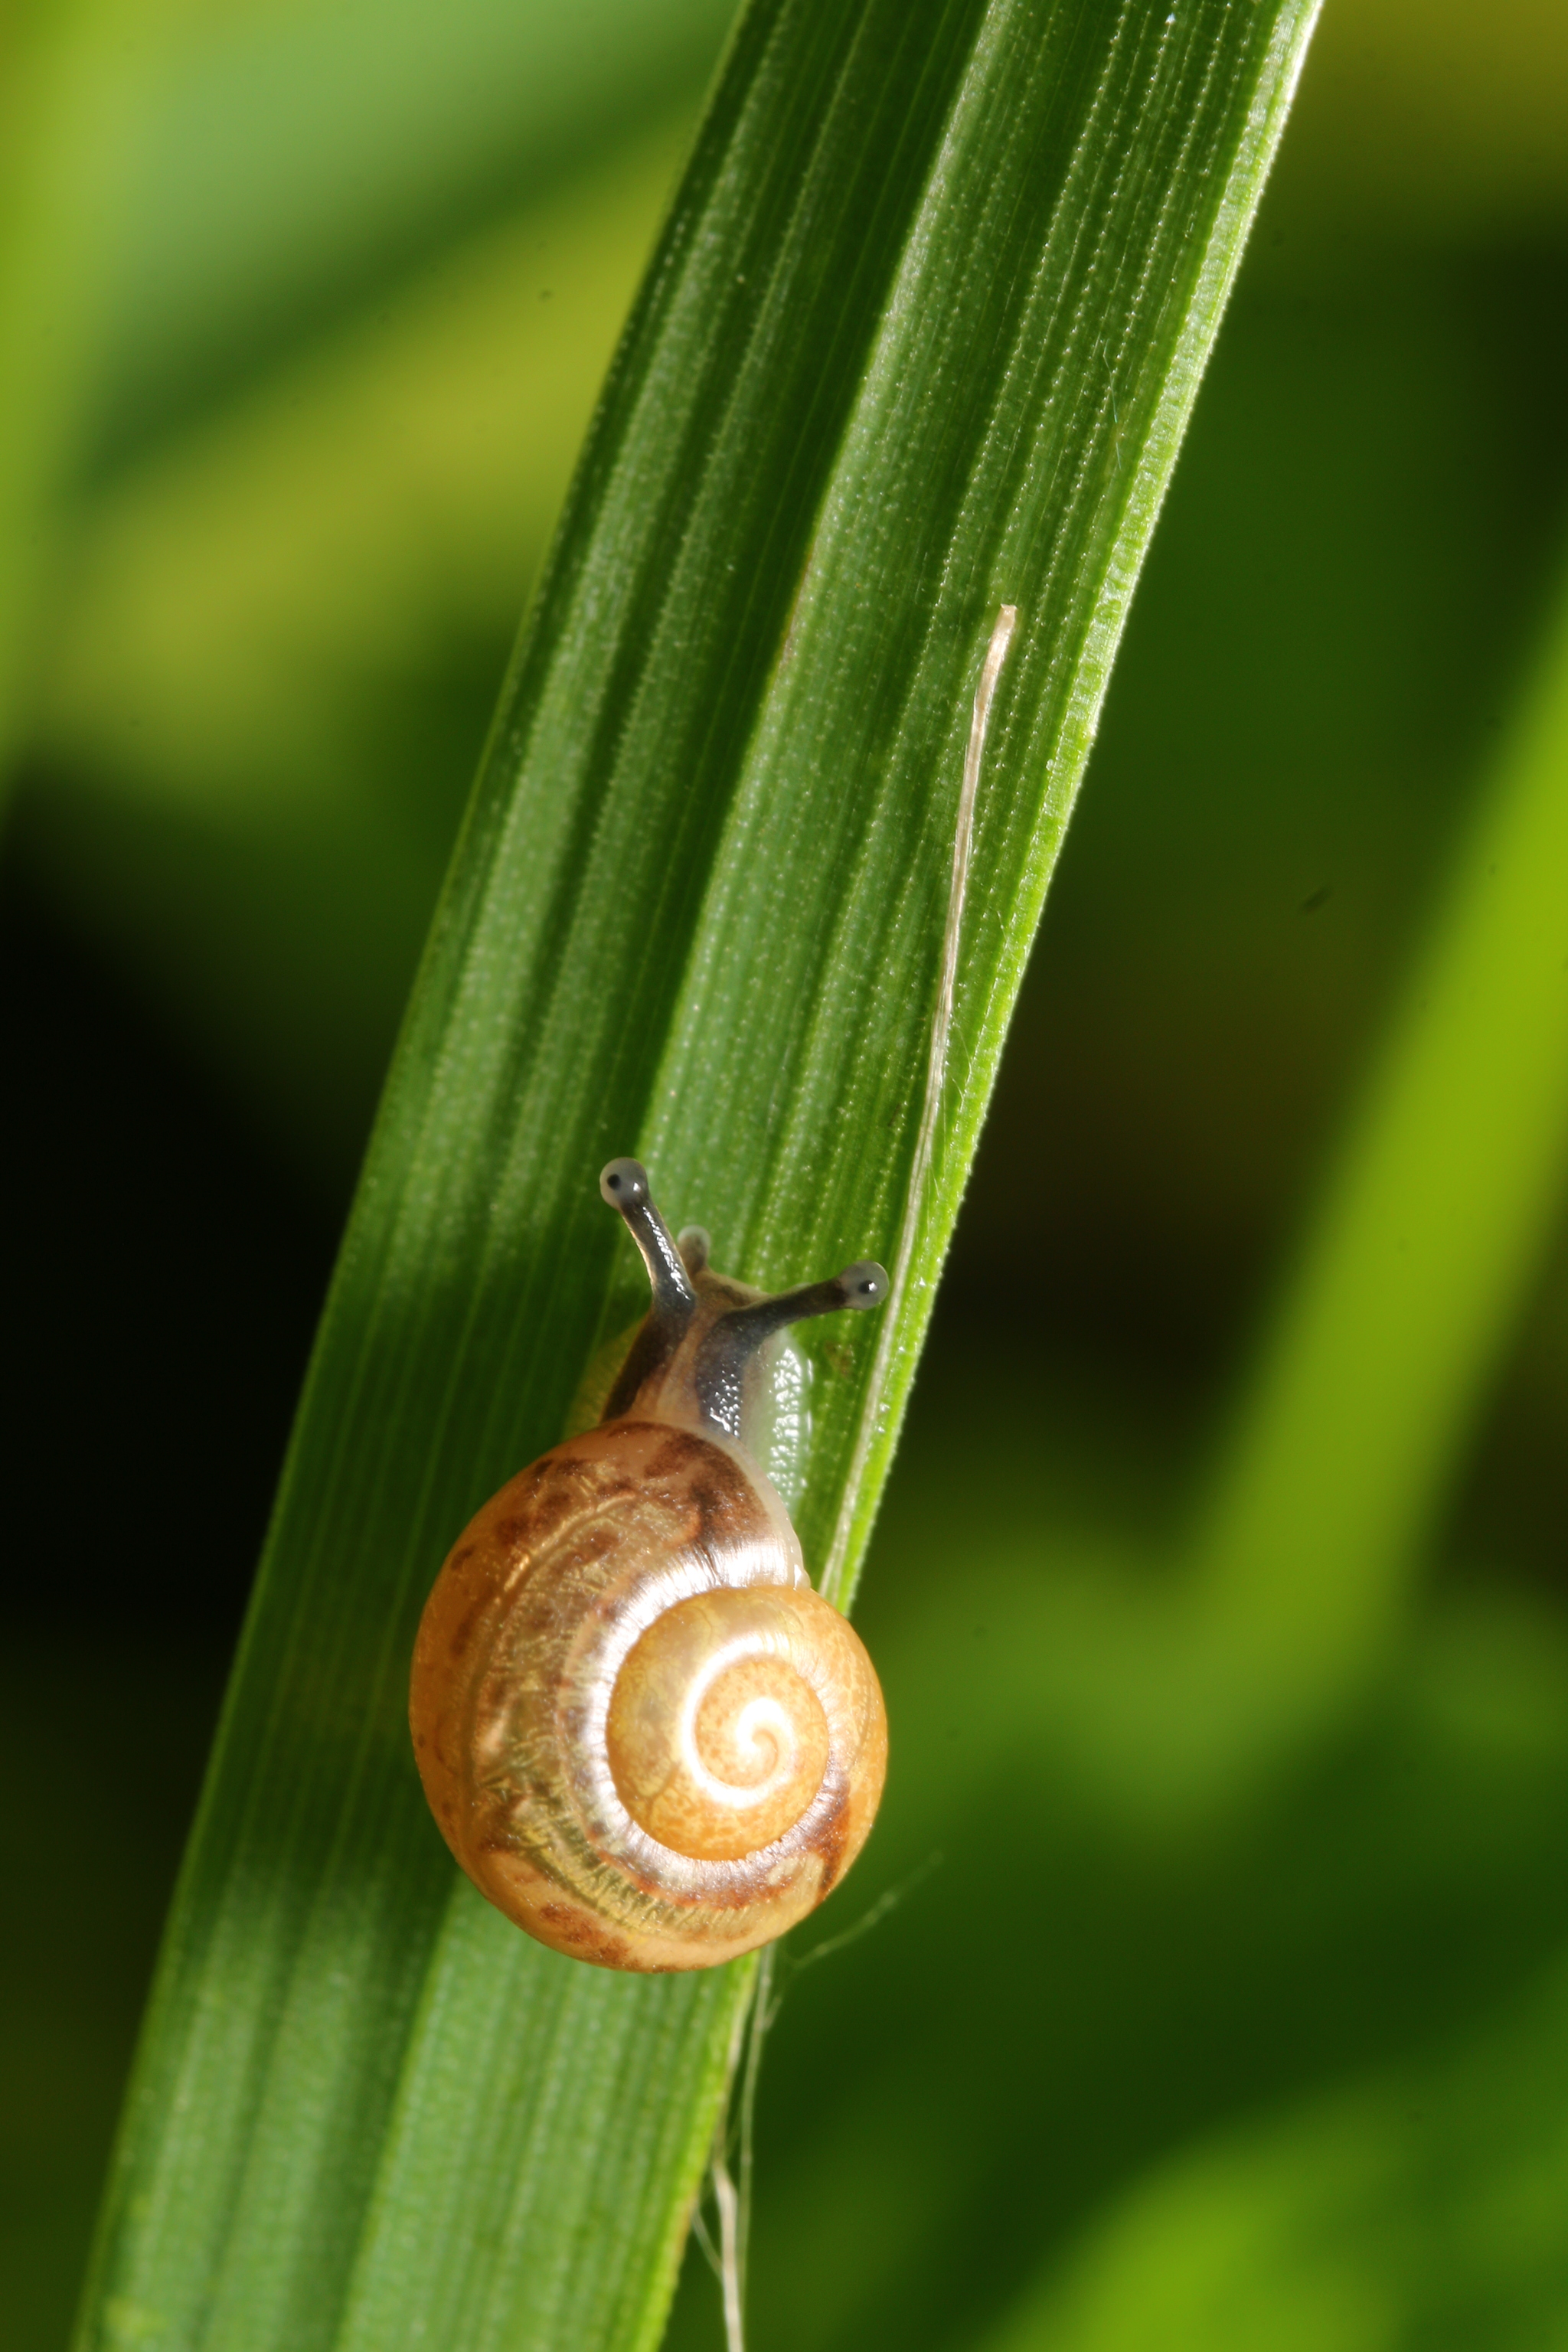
[410,1160,889,1971]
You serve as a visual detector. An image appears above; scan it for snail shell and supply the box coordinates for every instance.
[410,1161,889,1972]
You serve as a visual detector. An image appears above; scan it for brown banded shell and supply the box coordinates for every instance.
[411,1419,887,1970]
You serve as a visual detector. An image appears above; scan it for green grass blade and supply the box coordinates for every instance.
[1194,559,1568,1686]
[74,2,1319,2346]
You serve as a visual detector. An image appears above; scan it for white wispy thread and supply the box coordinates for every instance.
[697,617,1018,2336]
[702,1945,778,2352]
[821,603,1018,1608]
[712,2152,743,2352]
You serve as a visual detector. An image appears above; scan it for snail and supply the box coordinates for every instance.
[410,1159,890,1972]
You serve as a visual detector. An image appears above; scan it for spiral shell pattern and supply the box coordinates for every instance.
[410,1419,887,1971]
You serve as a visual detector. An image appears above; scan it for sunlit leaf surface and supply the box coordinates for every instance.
[74,0,1319,2344]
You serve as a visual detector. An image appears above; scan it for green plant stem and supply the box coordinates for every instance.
[1195,564,1568,1680]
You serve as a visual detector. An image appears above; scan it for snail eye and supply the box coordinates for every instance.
[599,1158,649,1209]
[838,1261,888,1308]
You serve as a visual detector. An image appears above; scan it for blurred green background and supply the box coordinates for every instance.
[5,0,1568,2347]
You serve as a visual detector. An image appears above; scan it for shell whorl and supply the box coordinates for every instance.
[410,1418,887,1971]
[609,1586,840,1860]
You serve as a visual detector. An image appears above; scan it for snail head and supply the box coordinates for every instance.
[598,1157,887,1442]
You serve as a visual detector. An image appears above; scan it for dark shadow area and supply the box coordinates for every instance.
[0,846,341,1645]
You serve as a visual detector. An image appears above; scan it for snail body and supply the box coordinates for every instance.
[410,1161,889,1972]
